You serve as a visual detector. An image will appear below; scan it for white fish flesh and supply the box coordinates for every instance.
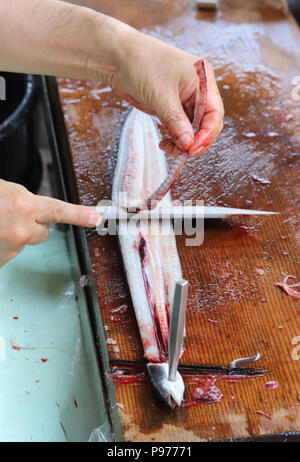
[112,108,184,406]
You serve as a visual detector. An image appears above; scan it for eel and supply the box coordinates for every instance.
[112,108,184,406]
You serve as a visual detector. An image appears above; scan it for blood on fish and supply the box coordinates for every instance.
[146,59,207,205]
[138,235,169,362]
[113,106,185,403]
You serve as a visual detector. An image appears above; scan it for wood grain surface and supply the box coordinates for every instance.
[56,0,300,441]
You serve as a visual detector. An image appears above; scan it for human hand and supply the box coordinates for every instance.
[110,30,224,156]
[0,180,101,268]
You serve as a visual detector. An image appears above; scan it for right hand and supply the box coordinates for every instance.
[0,179,101,268]
[108,27,224,157]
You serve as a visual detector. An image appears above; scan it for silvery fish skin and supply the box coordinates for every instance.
[112,108,184,406]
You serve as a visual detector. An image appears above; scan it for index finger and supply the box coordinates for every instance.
[35,196,102,227]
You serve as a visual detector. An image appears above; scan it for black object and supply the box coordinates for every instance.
[288,0,300,25]
[0,73,42,193]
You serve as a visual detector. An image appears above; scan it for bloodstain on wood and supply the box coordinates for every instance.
[257,410,272,420]
[265,381,279,391]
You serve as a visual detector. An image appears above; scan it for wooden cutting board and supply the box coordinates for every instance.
[55,0,300,441]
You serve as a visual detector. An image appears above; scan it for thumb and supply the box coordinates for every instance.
[35,196,102,227]
[156,95,194,152]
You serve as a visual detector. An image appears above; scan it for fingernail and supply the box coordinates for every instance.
[190,145,206,156]
[88,213,102,227]
[178,133,193,151]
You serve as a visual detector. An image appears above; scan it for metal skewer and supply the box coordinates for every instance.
[146,280,188,408]
[168,280,188,382]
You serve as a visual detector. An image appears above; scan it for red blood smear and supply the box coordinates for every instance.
[41,358,48,363]
[185,375,247,406]
[112,373,147,385]
[181,401,198,408]
[193,382,223,404]
[94,248,101,257]
[12,344,21,351]
[256,410,271,420]
[13,317,19,320]
[60,422,68,440]
[35,380,40,383]
[245,426,254,436]
[185,374,246,385]
[190,375,246,405]
[234,225,256,241]
[73,398,78,408]
[110,316,122,322]
[265,380,279,390]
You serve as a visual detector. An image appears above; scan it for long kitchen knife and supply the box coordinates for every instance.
[91,205,278,222]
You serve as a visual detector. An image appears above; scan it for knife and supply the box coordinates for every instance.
[92,205,278,222]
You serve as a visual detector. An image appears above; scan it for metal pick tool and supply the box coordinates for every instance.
[168,280,188,382]
[229,353,261,373]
